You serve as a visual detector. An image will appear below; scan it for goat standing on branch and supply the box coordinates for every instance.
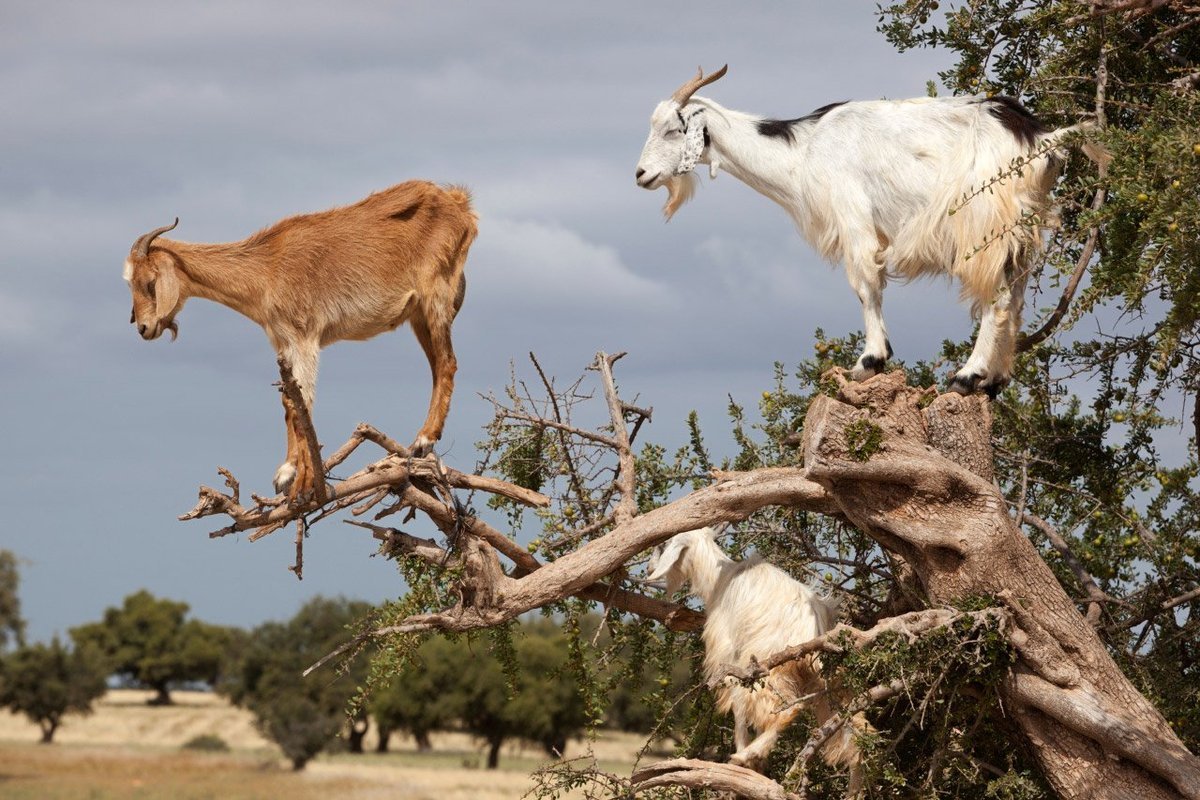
[635,66,1107,396]
[646,527,868,793]
[124,180,477,502]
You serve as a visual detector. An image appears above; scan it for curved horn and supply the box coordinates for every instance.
[670,64,728,107]
[132,218,179,259]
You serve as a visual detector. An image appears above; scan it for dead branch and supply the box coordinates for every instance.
[785,680,905,789]
[593,351,639,526]
[277,356,328,506]
[631,758,799,800]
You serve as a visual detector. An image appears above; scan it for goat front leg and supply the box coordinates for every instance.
[410,314,457,456]
[272,341,322,502]
[845,250,893,381]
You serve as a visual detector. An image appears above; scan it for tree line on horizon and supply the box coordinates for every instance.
[0,557,680,770]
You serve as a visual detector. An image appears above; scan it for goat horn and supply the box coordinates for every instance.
[132,218,179,259]
[670,64,728,107]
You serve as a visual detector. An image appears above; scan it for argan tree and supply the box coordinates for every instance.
[0,637,107,743]
[178,1,1199,797]
[220,596,371,770]
[71,589,234,705]
[0,550,24,652]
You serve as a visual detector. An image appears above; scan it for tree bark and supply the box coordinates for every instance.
[39,719,57,744]
[148,685,172,706]
[487,736,503,769]
[347,715,368,754]
[801,371,1200,800]
[375,725,391,754]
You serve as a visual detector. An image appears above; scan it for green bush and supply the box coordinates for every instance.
[181,734,230,752]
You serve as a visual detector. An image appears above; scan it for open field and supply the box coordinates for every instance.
[0,690,655,799]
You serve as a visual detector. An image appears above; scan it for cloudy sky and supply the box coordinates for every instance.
[2,2,967,642]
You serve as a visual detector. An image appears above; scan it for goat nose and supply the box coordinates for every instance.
[636,168,646,180]
[137,324,148,336]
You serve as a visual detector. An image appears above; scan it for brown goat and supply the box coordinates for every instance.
[124,180,477,502]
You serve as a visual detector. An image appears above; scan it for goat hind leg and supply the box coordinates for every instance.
[410,315,457,455]
[951,265,1024,398]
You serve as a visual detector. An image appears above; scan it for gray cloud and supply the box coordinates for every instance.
[2,2,960,641]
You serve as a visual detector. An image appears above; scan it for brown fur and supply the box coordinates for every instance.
[125,180,478,499]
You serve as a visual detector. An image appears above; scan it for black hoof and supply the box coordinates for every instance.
[979,377,1009,400]
[948,373,981,395]
[852,353,889,380]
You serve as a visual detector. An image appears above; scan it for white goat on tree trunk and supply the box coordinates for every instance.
[124,180,477,502]
[646,528,869,792]
[635,65,1106,396]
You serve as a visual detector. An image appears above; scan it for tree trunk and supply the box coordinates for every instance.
[375,725,391,754]
[147,684,172,706]
[291,755,308,771]
[39,719,57,744]
[801,372,1200,800]
[415,729,433,752]
[486,736,503,769]
[347,715,368,754]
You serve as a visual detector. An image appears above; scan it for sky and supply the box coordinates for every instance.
[0,2,973,643]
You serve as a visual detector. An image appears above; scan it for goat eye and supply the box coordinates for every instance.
[665,129,683,139]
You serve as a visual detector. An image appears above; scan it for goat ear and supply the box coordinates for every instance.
[676,109,707,175]
[154,261,181,322]
[645,540,688,596]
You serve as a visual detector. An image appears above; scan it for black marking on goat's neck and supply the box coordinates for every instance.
[980,96,1047,147]
[756,101,848,144]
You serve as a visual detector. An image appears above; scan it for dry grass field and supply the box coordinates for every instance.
[0,690,653,799]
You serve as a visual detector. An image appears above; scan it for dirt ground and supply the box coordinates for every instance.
[0,690,656,799]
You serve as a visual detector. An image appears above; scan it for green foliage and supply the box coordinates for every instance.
[844,419,885,462]
[0,550,24,651]
[181,733,230,752]
[0,637,106,743]
[369,634,460,752]
[220,596,372,770]
[70,590,236,705]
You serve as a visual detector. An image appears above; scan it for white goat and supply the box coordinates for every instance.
[124,181,477,501]
[636,66,1106,396]
[646,528,867,790]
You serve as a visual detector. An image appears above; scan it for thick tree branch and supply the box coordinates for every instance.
[1009,671,1200,799]
[631,758,798,800]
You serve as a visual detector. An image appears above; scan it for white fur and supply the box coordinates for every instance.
[637,82,1102,393]
[646,528,866,791]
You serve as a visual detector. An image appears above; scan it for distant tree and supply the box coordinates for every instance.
[0,638,106,743]
[221,596,371,770]
[71,590,233,705]
[370,635,458,753]
[0,550,25,651]
[435,622,586,769]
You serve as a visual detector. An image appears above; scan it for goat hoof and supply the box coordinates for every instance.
[979,376,1009,399]
[273,462,296,494]
[729,751,763,772]
[851,353,888,381]
[410,434,436,457]
[948,372,982,395]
